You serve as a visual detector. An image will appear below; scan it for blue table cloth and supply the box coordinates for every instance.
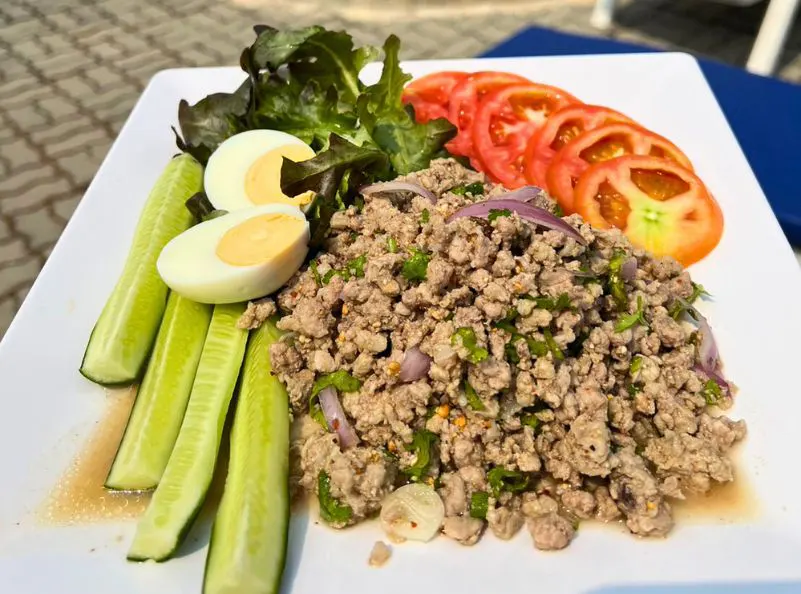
[482,26,801,246]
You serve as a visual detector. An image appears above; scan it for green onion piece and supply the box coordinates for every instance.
[403,430,437,480]
[532,293,573,312]
[309,259,322,287]
[521,413,540,433]
[420,209,430,224]
[346,254,367,278]
[318,470,353,524]
[607,249,628,311]
[615,295,649,333]
[493,308,518,334]
[401,248,431,282]
[470,492,489,519]
[387,236,398,253]
[464,381,485,411]
[451,327,489,364]
[629,355,643,375]
[702,379,723,405]
[487,467,529,498]
[543,328,564,361]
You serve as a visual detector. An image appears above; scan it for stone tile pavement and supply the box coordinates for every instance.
[1,0,800,336]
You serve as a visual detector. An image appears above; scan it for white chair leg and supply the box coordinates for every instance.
[591,0,617,30]
[746,0,801,75]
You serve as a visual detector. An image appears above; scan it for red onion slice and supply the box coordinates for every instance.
[318,386,360,449]
[399,346,432,382]
[687,304,728,392]
[621,257,638,281]
[694,364,729,393]
[360,181,437,204]
[446,199,587,245]
[494,186,545,203]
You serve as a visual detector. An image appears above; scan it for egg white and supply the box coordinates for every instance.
[204,129,314,213]
[157,203,310,304]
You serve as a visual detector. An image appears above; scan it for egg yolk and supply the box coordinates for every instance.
[245,144,315,208]
[216,214,304,267]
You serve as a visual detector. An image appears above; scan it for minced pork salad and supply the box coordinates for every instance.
[241,158,744,551]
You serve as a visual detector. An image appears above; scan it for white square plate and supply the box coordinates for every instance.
[2,54,801,594]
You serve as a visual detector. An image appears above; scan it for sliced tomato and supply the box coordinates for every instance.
[471,83,581,188]
[523,105,635,188]
[545,122,693,214]
[574,155,723,266]
[402,71,468,123]
[446,71,533,159]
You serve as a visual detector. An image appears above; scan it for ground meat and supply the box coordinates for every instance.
[273,158,745,551]
[237,298,277,329]
[527,513,575,550]
[442,516,484,545]
[368,541,392,567]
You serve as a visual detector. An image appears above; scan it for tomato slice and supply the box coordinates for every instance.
[523,105,635,188]
[402,71,468,123]
[446,71,533,159]
[471,83,581,188]
[574,155,723,266]
[545,122,693,214]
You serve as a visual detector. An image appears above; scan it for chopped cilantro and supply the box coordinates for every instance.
[403,430,437,480]
[488,208,512,222]
[420,208,430,224]
[318,470,353,525]
[464,381,485,411]
[451,181,485,196]
[451,327,489,364]
[401,248,431,282]
[470,491,489,519]
[543,328,564,361]
[702,379,723,406]
[346,254,367,278]
[321,268,340,285]
[629,355,643,375]
[669,282,711,320]
[615,295,649,333]
[553,203,564,217]
[487,467,529,498]
[387,236,398,253]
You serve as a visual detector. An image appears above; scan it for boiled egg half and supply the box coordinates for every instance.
[157,204,309,304]
[204,129,316,213]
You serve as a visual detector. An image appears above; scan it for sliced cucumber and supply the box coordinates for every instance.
[105,293,213,491]
[127,303,248,562]
[80,154,203,386]
[203,319,290,594]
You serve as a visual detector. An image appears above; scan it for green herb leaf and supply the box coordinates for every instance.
[670,283,711,320]
[533,293,573,312]
[493,308,518,334]
[346,254,367,278]
[420,208,430,224]
[607,249,629,311]
[470,491,489,519]
[488,208,512,222]
[387,236,398,253]
[403,430,437,480]
[312,370,362,397]
[543,328,564,361]
[356,35,456,175]
[629,355,643,375]
[464,381,485,411]
[318,470,353,524]
[553,203,564,217]
[401,248,431,282]
[702,379,723,405]
[185,192,228,223]
[309,259,322,287]
[451,327,489,364]
[487,467,529,498]
[615,295,649,333]
[451,182,485,196]
[521,413,540,433]
[626,383,642,397]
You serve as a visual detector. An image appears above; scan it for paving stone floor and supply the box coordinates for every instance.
[1,0,800,335]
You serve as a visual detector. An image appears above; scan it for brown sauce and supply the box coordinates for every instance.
[672,470,759,523]
[38,387,151,525]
